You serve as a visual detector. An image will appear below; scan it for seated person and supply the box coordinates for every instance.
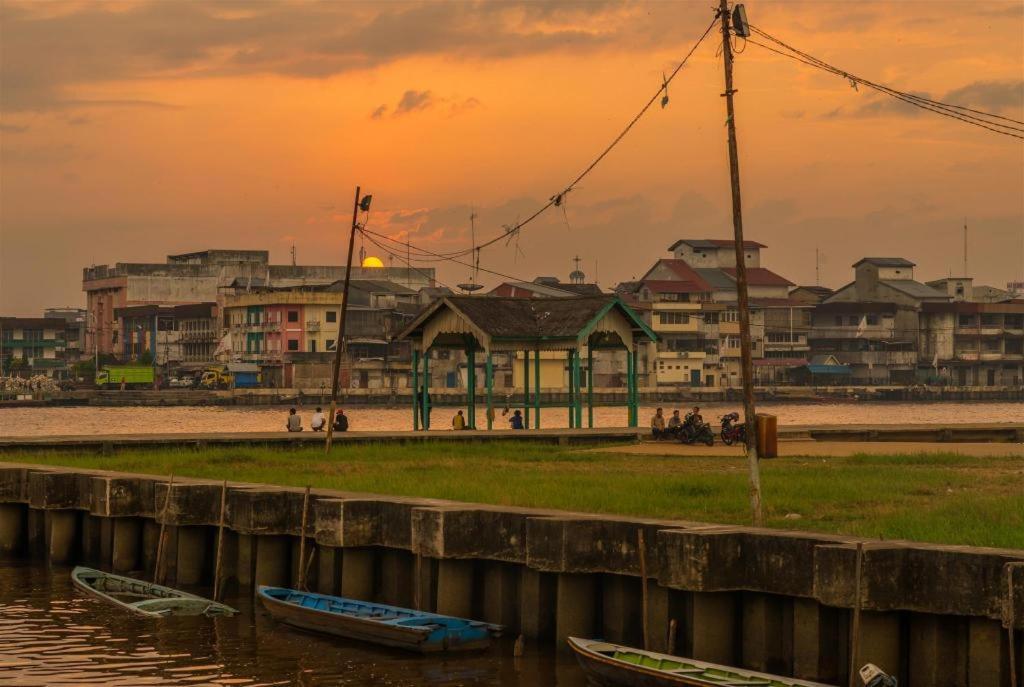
[452,410,467,430]
[650,407,667,439]
[667,409,683,437]
[286,408,302,432]
[310,407,326,432]
[509,409,524,430]
[333,409,349,432]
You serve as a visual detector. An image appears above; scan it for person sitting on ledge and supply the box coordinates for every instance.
[310,407,325,432]
[452,410,467,430]
[333,409,349,432]
[650,407,667,440]
[286,408,303,432]
[509,409,524,430]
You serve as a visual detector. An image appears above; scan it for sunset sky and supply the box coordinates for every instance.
[1,0,1022,315]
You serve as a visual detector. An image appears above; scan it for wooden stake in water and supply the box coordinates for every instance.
[212,480,227,601]
[667,619,678,656]
[848,542,864,687]
[1008,563,1019,687]
[297,486,311,591]
[638,529,649,651]
[153,474,174,584]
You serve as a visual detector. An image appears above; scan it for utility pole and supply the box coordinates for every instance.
[325,186,365,452]
[963,218,968,276]
[718,0,763,526]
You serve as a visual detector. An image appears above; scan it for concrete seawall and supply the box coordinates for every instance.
[1,463,1021,686]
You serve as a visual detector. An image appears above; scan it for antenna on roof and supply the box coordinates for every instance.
[815,247,820,286]
[457,207,483,293]
[291,243,297,267]
[963,218,968,276]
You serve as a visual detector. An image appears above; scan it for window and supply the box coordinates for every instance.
[722,310,739,323]
[704,312,719,325]
[287,339,299,351]
[848,316,859,326]
[658,312,690,325]
[287,311,299,323]
[834,315,844,326]
[326,339,336,350]
[866,315,878,326]
[309,340,317,352]
[326,310,337,323]
[958,314,973,327]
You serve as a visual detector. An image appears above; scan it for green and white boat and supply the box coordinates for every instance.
[72,567,237,617]
[568,637,835,687]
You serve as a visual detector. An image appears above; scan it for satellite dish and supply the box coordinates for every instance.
[457,282,484,293]
[732,4,750,38]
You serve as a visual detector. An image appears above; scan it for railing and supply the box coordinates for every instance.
[306,320,321,332]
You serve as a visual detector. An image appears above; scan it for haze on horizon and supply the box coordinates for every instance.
[1,0,1022,316]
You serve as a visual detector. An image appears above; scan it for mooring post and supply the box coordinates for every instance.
[848,542,865,687]
[153,474,174,584]
[638,529,649,651]
[297,485,311,590]
[212,480,227,601]
[667,618,678,655]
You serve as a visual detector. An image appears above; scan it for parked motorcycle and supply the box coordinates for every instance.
[679,420,715,447]
[720,412,746,446]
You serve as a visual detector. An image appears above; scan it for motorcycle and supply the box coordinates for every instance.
[720,412,746,446]
[679,419,715,447]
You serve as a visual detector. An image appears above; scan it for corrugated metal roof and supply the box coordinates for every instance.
[721,267,794,287]
[668,239,766,251]
[882,280,948,300]
[853,257,916,268]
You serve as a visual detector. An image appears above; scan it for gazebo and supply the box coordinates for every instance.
[397,295,656,430]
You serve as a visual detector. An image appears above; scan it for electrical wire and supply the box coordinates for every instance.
[745,25,1024,140]
[373,15,720,264]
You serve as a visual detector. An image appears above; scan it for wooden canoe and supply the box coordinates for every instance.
[568,637,835,687]
[257,586,502,653]
[71,566,237,617]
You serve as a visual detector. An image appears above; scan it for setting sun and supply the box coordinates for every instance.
[361,256,384,268]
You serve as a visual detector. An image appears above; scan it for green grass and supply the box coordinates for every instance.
[5,442,1023,549]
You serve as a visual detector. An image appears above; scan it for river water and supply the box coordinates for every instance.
[1,402,1023,437]
[0,560,583,687]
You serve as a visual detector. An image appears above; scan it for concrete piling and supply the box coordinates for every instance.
[317,546,342,596]
[690,591,738,665]
[520,568,556,640]
[340,547,375,601]
[45,510,78,565]
[111,517,142,573]
[0,503,25,555]
[741,592,792,675]
[481,561,520,631]
[556,573,598,645]
[857,611,902,680]
[254,535,289,588]
[602,574,643,646]
[176,526,208,585]
[379,548,414,608]
[436,558,475,618]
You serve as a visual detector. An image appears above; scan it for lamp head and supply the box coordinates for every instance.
[359,195,373,212]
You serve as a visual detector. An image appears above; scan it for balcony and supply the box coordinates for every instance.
[834,351,917,366]
[181,331,217,342]
[306,320,321,332]
[6,339,66,347]
[657,351,707,360]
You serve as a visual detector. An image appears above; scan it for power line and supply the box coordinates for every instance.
[746,26,1024,140]
[374,15,720,264]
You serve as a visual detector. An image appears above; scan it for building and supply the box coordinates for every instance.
[43,308,86,364]
[625,239,804,387]
[113,303,219,368]
[222,279,421,388]
[83,248,434,359]
[810,258,949,384]
[0,317,68,377]
[919,298,1024,387]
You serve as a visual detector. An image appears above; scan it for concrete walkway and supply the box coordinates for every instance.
[591,440,1024,458]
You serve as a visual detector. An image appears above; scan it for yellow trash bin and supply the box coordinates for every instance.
[755,414,778,459]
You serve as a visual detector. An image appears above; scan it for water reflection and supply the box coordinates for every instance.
[2,402,1021,438]
[0,561,585,686]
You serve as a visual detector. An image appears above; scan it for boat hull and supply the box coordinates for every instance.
[257,587,499,653]
[71,567,236,617]
[568,637,834,687]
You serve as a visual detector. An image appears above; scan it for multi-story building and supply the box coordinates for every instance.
[626,239,802,387]
[810,258,950,384]
[113,303,219,367]
[0,317,68,377]
[222,279,421,388]
[42,308,86,364]
[919,296,1024,387]
[83,248,434,358]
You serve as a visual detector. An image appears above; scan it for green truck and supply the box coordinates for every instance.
[96,365,155,389]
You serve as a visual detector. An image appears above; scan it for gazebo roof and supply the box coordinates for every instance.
[398,295,655,350]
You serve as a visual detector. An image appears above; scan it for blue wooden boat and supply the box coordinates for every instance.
[257,586,502,653]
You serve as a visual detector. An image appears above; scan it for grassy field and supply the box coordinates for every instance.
[5,442,1023,549]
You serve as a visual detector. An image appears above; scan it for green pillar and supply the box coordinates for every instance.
[626,348,635,427]
[412,349,420,431]
[467,343,476,429]
[567,350,574,429]
[534,345,542,429]
[629,348,639,428]
[587,345,594,428]
[485,351,494,430]
[523,350,530,429]
[573,349,583,429]
[422,350,431,430]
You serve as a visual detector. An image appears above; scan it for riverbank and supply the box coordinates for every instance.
[6,442,1022,548]
[3,383,1023,407]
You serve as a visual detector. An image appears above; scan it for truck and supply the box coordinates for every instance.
[199,363,261,389]
[96,365,155,389]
